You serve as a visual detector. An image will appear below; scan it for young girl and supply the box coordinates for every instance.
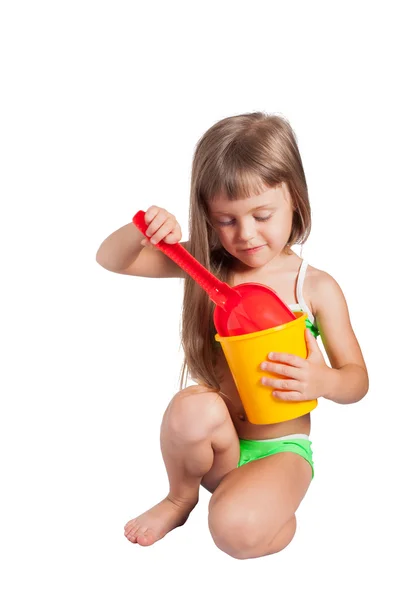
[96,112,369,560]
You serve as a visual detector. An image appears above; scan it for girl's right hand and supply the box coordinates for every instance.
[140,205,182,248]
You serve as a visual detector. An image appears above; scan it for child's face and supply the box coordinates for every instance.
[208,182,294,268]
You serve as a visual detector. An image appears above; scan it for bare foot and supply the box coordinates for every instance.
[124,496,198,547]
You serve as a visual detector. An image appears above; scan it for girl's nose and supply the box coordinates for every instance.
[237,223,257,242]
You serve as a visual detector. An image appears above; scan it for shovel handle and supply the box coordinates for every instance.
[132,210,236,307]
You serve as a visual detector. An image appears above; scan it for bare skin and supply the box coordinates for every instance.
[124,496,197,546]
[124,386,241,547]
[121,185,368,556]
[123,253,315,551]
[123,383,312,557]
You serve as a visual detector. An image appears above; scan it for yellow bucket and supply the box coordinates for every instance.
[215,313,318,424]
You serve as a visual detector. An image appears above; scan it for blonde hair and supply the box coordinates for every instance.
[178,112,311,393]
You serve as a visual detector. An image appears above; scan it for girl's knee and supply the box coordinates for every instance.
[164,385,227,442]
[266,516,297,555]
[208,500,295,559]
[208,502,261,558]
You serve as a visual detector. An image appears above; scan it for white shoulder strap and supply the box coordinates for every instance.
[296,260,315,324]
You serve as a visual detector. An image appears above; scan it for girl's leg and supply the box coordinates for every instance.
[208,451,313,559]
[124,385,240,546]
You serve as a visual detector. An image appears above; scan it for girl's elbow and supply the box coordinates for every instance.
[358,369,369,401]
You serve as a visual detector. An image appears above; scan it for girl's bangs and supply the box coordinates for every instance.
[205,167,270,204]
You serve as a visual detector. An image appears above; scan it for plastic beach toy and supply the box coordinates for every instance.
[215,312,318,424]
[132,210,296,336]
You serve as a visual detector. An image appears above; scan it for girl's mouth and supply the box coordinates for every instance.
[240,244,266,254]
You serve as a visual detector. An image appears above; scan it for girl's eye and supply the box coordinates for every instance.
[218,220,234,226]
[218,216,271,226]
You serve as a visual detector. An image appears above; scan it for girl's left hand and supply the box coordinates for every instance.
[260,329,329,401]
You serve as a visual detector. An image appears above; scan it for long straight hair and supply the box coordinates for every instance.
[179,112,311,392]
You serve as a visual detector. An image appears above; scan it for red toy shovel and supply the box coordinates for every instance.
[133,210,296,336]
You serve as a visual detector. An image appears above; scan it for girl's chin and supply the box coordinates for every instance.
[234,253,272,270]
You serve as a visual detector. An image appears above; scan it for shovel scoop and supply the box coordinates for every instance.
[132,210,296,336]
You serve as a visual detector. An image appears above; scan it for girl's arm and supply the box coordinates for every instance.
[96,206,188,278]
[313,272,369,404]
[96,222,148,272]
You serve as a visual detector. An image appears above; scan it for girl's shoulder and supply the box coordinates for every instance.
[304,263,346,318]
[304,262,331,285]
[305,263,341,290]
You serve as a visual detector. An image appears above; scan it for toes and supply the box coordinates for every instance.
[136,530,155,546]
[125,528,139,543]
[124,520,139,536]
[136,534,149,546]
[124,524,156,546]
[124,520,153,545]
[124,519,136,532]
[124,520,142,543]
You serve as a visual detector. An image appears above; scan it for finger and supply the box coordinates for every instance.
[144,211,169,239]
[267,352,304,367]
[163,228,182,244]
[306,329,322,357]
[148,220,178,245]
[271,390,305,402]
[260,361,299,379]
[260,377,302,391]
[145,216,173,243]
[305,328,317,347]
[144,205,161,225]
[140,239,156,249]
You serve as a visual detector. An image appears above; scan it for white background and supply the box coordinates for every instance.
[1,1,399,598]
